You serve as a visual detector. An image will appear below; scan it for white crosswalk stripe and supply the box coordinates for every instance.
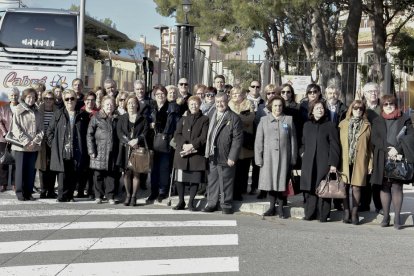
[0,198,240,275]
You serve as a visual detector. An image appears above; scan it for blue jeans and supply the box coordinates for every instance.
[151,151,171,195]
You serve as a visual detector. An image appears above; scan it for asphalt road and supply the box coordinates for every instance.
[0,191,413,276]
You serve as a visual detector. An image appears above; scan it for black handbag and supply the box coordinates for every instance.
[384,158,414,181]
[242,131,254,150]
[153,132,171,153]
[0,145,15,165]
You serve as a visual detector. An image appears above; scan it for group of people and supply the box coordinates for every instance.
[0,75,413,229]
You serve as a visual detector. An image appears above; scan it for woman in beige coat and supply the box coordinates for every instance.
[228,86,255,201]
[338,100,371,225]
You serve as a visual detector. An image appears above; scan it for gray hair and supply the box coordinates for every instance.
[104,78,117,88]
[133,80,145,87]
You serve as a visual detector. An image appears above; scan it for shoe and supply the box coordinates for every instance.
[68,198,76,202]
[46,192,58,199]
[257,191,267,199]
[25,196,36,201]
[172,202,185,210]
[343,210,351,224]
[39,192,47,199]
[76,192,85,198]
[130,197,137,207]
[108,199,115,205]
[157,194,168,202]
[201,206,217,213]
[352,215,360,225]
[89,194,95,200]
[0,186,6,192]
[375,208,384,215]
[394,216,402,230]
[188,203,197,212]
[248,189,257,195]
[95,198,102,204]
[277,205,285,219]
[147,193,159,201]
[380,216,390,227]
[33,186,40,193]
[124,196,131,206]
[17,197,26,201]
[56,198,67,203]
[263,208,276,216]
[222,208,233,214]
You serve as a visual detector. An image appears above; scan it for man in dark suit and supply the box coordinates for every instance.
[202,92,243,214]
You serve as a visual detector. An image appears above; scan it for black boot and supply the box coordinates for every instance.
[172,201,185,210]
[263,207,276,216]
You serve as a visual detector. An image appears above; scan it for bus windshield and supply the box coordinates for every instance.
[0,12,77,50]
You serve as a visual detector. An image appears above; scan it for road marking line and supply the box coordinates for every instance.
[0,208,209,218]
[0,220,237,232]
[0,234,238,254]
[0,257,239,275]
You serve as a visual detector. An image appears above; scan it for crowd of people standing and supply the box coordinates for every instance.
[0,76,413,229]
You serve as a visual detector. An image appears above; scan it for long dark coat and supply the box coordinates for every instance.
[87,111,119,171]
[116,113,149,170]
[300,118,340,191]
[370,113,414,185]
[173,111,209,171]
[46,108,90,172]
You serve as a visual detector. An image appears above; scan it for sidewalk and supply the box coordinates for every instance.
[153,184,414,226]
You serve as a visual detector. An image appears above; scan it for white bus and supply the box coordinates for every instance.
[0,8,80,103]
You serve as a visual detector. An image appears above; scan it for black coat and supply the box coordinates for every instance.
[87,111,119,171]
[370,113,414,185]
[206,108,243,166]
[173,111,209,171]
[116,113,149,169]
[300,118,340,191]
[46,109,90,172]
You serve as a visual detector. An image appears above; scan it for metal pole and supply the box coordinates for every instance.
[175,25,181,82]
[77,0,86,79]
[158,30,162,85]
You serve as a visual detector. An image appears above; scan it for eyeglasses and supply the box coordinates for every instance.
[352,106,364,111]
[179,83,188,86]
[250,85,260,89]
[308,90,319,95]
[119,98,126,101]
[281,90,291,95]
[64,97,75,102]
[266,92,276,96]
[44,97,54,101]
[206,93,215,97]
[383,102,395,107]
[366,90,378,94]
[155,93,165,97]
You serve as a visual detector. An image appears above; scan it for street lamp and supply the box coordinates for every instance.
[97,34,112,79]
[154,24,169,85]
[182,0,192,24]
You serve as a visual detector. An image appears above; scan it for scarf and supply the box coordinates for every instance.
[381,109,401,120]
[247,94,262,112]
[348,117,363,165]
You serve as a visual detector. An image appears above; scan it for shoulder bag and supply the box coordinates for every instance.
[316,171,347,199]
[0,144,15,165]
[384,158,414,181]
[127,136,154,173]
[153,130,171,153]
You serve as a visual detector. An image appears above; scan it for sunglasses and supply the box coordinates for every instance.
[352,106,364,111]
[206,93,215,97]
[179,83,188,86]
[250,85,260,89]
[44,97,54,101]
[266,92,276,96]
[308,90,319,95]
[281,90,291,95]
[64,97,76,102]
[383,102,395,107]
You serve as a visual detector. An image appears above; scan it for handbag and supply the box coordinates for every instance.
[283,170,301,197]
[153,132,171,153]
[242,131,254,150]
[0,144,15,165]
[127,137,154,173]
[384,158,414,181]
[316,171,347,199]
[5,131,24,148]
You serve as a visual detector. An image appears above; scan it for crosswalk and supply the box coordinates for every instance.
[0,197,240,275]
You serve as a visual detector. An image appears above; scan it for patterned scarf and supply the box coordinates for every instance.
[348,117,363,165]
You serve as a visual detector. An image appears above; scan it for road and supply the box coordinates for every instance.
[0,191,413,275]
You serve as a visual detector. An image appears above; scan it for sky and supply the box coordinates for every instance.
[22,0,266,58]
